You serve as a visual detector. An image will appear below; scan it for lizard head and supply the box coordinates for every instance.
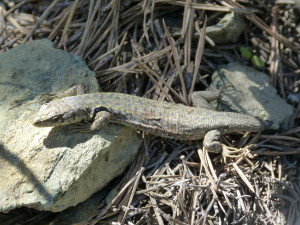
[33,99,90,127]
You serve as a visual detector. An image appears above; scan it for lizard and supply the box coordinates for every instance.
[33,92,271,153]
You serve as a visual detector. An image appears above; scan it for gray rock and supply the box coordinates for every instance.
[168,13,245,44]
[0,40,141,212]
[206,13,246,44]
[211,62,294,130]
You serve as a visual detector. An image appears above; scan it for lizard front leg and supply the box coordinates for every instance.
[90,111,113,131]
[37,85,86,103]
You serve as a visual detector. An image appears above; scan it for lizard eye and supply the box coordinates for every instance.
[49,115,62,123]
[94,106,109,113]
[92,106,110,117]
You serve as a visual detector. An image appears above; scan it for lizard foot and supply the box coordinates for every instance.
[221,145,249,163]
[69,122,92,132]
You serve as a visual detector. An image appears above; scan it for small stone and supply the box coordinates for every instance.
[211,62,294,130]
[206,13,246,44]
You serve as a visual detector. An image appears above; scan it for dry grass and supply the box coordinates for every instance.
[0,0,299,224]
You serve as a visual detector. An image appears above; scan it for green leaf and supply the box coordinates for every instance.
[251,55,265,67]
[239,47,253,59]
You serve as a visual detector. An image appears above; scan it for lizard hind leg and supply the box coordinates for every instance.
[191,90,220,109]
[191,84,233,109]
[203,130,222,153]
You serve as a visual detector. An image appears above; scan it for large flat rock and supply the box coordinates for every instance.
[0,40,141,212]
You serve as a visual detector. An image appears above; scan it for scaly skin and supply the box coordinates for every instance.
[33,92,270,140]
